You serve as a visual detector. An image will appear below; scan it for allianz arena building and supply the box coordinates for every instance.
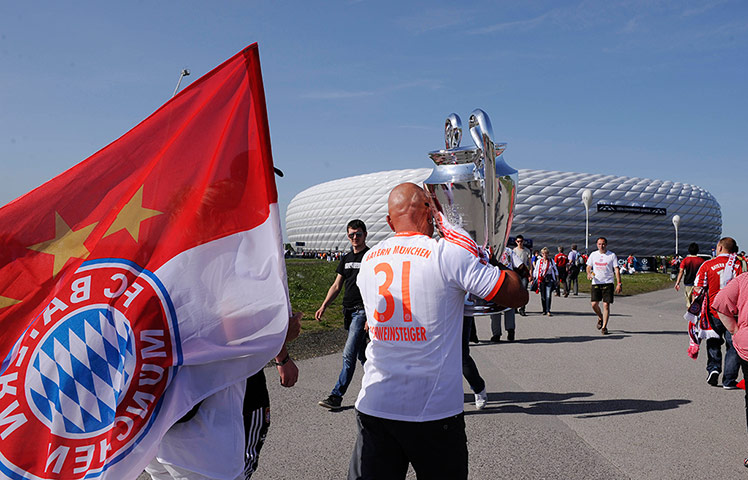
[285,168,721,257]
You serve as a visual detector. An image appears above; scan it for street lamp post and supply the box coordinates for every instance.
[672,214,681,256]
[582,189,593,254]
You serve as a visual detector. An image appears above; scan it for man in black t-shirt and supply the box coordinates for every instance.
[316,219,370,410]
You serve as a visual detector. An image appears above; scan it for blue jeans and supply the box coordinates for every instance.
[706,313,740,385]
[539,279,554,314]
[332,309,367,397]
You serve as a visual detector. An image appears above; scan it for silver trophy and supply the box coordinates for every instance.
[424,109,518,315]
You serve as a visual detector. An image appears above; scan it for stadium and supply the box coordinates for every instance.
[285,168,721,257]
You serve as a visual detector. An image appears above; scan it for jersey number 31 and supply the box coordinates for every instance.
[374,261,412,323]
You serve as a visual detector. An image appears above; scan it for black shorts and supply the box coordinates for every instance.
[591,283,615,303]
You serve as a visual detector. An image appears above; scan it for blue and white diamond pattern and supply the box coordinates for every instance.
[26,306,136,436]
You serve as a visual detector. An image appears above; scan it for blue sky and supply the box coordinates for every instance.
[1,1,746,247]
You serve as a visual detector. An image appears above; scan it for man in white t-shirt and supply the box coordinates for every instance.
[512,235,532,316]
[586,237,622,335]
[489,247,523,342]
[349,183,528,480]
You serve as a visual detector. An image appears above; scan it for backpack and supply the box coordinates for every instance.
[573,252,585,268]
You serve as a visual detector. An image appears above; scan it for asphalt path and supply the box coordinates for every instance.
[141,287,747,479]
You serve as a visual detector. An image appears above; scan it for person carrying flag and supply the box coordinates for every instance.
[694,237,744,389]
[0,45,295,480]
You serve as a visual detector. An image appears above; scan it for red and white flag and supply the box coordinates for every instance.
[0,44,290,479]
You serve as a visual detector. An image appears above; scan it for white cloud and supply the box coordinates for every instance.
[300,90,376,100]
[681,0,729,17]
[395,7,475,35]
[618,16,640,34]
[469,11,555,35]
[301,79,443,101]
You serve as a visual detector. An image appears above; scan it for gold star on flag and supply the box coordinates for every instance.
[103,186,162,242]
[28,213,98,276]
[0,296,20,309]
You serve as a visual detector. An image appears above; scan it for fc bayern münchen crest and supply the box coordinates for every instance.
[0,259,181,479]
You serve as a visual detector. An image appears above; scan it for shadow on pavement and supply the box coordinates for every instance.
[471,329,684,346]
[510,334,629,344]
[615,330,684,336]
[463,390,690,418]
[329,405,356,413]
[517,310,631,318]
[469,334,628,346]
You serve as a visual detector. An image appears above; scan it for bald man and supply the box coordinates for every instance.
[348,183,528,480]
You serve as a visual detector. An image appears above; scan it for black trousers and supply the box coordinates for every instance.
[740,357,748,434]
[462,316,485,394]
[348,410,468,480]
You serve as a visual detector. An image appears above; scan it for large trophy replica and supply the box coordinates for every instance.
[424,109,518,315]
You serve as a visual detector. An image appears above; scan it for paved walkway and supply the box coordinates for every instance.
[250,288,747,479]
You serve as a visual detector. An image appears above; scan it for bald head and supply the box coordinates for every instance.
[386,183,434,236]
[718,237,738,254]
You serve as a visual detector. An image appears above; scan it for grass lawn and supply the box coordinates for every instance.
[574,271,674,296]
[286,258,346,333]
[284,259,674,359]
[287,259,675,332]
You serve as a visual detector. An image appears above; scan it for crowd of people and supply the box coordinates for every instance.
[306,183,642,479]
[498,237,620,335]
[674,237,748,468]
[285,249,342,261]
[158,181,748,479]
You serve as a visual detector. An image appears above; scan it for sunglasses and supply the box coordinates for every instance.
[348,232,364,239]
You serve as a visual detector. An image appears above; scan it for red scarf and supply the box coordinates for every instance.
[537,258,550,280]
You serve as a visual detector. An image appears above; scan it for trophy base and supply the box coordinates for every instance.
[463,296,511,317]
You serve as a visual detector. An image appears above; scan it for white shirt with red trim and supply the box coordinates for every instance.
[587,250,619,285]
[355,227,504,422]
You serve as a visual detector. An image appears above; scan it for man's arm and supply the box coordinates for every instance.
[674,266,685,291]
[718,312,738,336]
[614,267,622,294]
[713,277,741,335]
[274,312,302,387]
[315,274,344,321]
[586,264,594,280]
[487,270,529,308]
[274,344,298,387]
[693,264,707,296]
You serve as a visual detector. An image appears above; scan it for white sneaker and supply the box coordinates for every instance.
[474,389,488,410]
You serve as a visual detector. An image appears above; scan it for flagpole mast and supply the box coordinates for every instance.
[172,69,190,97]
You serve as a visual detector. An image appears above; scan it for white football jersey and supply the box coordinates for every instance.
[355,228,504,421]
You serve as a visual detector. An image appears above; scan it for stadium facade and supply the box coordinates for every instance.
[285,168,721,256]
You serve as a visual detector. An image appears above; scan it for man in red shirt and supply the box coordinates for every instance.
[675,242,705,308]
[554,246,569,297]
[694,237,744,389]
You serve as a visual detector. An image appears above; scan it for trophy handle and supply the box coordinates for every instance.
[469,109,496,251]
[445,113,462,150]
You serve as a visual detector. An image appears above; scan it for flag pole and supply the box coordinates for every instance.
[173,69,191,97]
